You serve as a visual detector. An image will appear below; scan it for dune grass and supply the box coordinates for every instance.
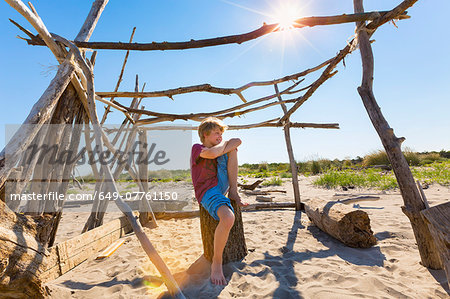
[313,168,398,190]
[313,160,449,190]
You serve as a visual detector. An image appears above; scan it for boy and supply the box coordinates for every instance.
[190,117,247,285]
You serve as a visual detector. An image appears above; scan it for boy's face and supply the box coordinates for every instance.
[204,127,223,146]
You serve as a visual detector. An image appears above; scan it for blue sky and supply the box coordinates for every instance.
[1,0,449,164]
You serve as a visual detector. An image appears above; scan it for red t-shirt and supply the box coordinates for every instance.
[190,143,218,203]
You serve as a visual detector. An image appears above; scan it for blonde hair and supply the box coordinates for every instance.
[198,117,228,143]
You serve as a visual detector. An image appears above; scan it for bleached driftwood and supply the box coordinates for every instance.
[100,27,136,124]
[304,199,377,248]
[0,200,54,297]
[353,0,441,269]
[421,202,450,287]
[238,179,264,190]
[0,61,74,190]
[64,35,184,297]
[153,202,298,220]
[23,10,409,51]
[275,83,302,210]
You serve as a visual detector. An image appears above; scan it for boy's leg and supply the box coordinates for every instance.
[211,205,235,285]
[226,148,248,206]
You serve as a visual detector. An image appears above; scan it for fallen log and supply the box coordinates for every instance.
[421,202,450,287]
[255,195,274,202]
[243,189,287,196]
[153,202,298,220]
[304,199,377,248]
[238,179,264,190]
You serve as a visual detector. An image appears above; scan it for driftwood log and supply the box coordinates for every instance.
[304,199,377,248]
[238,179,264,191]
[421,202,450,287]
[0,201,54,298]
[200,199,247,264]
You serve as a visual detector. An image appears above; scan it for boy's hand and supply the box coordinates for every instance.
[228,190,249,207]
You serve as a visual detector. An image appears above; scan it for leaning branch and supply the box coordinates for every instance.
[131,82,301,125]
[21,10,408,51]
[95,58,328,100]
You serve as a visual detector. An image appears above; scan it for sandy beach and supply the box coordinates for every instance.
[46,177,449,298]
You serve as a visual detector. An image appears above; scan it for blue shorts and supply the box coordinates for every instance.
[200,153,234,221]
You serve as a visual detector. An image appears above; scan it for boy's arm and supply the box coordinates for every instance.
[199,138,241,159]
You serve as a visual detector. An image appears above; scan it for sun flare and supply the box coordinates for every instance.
[272,6,299,30]
[269,1,304,31]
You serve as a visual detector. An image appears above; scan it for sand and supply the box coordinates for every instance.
[46,177,449,298]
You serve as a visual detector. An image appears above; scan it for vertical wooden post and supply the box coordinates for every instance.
[353,0,441,269]
[138,129,157,228]
[274,84,302,211]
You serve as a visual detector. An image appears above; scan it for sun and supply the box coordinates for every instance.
[270,2,303,31]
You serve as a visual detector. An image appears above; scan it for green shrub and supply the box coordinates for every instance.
[297,162,309,174]
[310,160,321,175]
[420,153,441,165]
[343,159,352,168]
[411,161,449,185]
[280,172,292,178]
[258,162,268,172]
[262,176,283,186]
[363,150,390,167]
[313,168,398,190]
[403,150,421,166]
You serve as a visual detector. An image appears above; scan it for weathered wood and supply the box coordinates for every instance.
[75,0,109,43]
[101,27,136,124]
[0,61,74,190]
[139,120,339,130]
[336,195,380,205]
[23,10,408,51]
[416,180,430,209]
[238,179,264,191]
[153,202,298,220]
[243,202,297,211]
[0,200,54,298]
[47,97,85,247]
[68,41,184,297]
[421,202,450,287]
[304,199,377,248]
[0,209,132,299]
[200,199,247,264]
[353,0,440,269]
[255,195,274,202]
[5,0,93,122]
[138,129,158,228]
[275,83,302,211]
[243,189,286,196]
[55,215,132,275]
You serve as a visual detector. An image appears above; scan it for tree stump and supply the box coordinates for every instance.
[304,199,377,248]
[200,199,247,264]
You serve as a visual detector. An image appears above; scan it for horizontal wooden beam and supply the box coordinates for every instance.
[18,11,409,51]
[137,121,339,130]
[153,202,299,220]
[40,215,132,282]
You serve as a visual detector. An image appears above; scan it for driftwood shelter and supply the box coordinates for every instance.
[0,0,448,297]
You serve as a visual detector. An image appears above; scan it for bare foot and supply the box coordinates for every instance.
[228,190,249,207]
[211,262,227,285]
